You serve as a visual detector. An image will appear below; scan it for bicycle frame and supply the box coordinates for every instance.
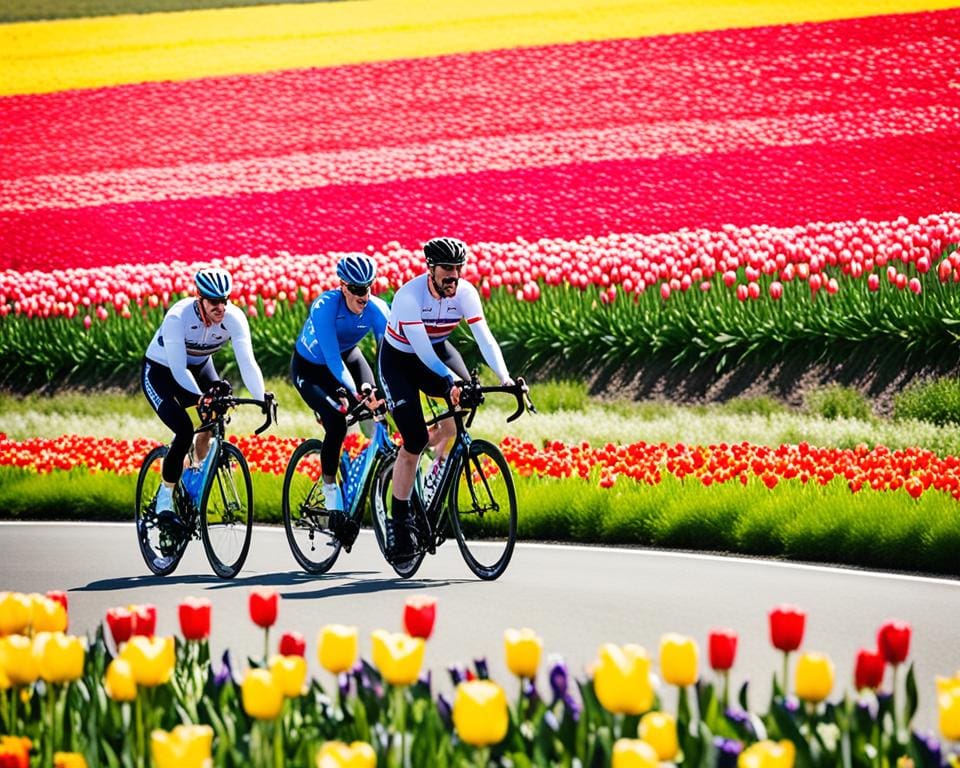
[339,414,396,518]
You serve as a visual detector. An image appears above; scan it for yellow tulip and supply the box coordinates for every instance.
[795,652,834,704]
[241,668,284,720]
[504,628,543,679]
[318,624,359,675]
[31,595,68,634]
[593,644,654,715]
[269,654,307,698]
[739,740,796,768]
[0,634,39,685]
[939,687,960,741]
[639,711,679,761]
[612,738,660,768]
[452,680,509,747]
[119,636,175,687]
[0,592,32,636]
[316,740,377,768]
[936,673,960,697]
[35,632,85,683]
[660,633,699,687]
[104,658,137,702]
[151,724,214,768]
[54,752,88,768]
[370,630,424,686]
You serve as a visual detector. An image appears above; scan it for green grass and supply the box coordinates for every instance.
[894,376,960,426]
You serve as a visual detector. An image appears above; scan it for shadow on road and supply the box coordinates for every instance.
[72,570,475,596]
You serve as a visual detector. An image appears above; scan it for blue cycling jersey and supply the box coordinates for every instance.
[295,289,389,394]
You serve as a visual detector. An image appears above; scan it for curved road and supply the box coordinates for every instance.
[1,522,957,732]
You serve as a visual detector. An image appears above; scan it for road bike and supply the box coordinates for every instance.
[134,393,277,578]
[372,375,535,580]
[282,387,395,574]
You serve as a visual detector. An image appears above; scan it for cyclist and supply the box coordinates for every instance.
[141,267,268,525]
[379,237,513,560]
[291,253,389,548]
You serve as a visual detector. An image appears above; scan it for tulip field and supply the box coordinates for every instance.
[3,0,960,764]
[1,588,958,768]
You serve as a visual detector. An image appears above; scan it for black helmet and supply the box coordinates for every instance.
[424,237,468,267]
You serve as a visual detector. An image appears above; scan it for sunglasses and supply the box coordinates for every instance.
[204,297,227,307]
[344,283,371,297]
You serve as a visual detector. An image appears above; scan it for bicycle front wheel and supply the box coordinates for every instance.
[450,439,517,580]
[282,438,342,574]
[200,443,253,578]
[134,446,188,576]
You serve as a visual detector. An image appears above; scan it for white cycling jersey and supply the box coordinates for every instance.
[145,297,265,400]
[385,273,510,384]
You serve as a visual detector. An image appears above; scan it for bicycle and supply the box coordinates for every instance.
[282,385,396,574]
[134,392,277,579]
[371,374,535,581]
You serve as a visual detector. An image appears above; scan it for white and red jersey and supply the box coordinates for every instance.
[385,273,510,383]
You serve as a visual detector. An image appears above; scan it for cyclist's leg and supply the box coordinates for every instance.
[343,346,377,439]
[425,340,466,471]
[191,359,219,465]
[380,344,448,556]
[291,352,348,483]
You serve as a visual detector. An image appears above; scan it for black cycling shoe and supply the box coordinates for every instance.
[328,510,360,553]
[384,516,417,562]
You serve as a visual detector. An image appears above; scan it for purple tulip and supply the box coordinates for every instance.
[473,657,489,680]
[548,655,569,702]
[436,692,452,728]
[338,671,352,700]
[562,692,581,722]
[912,731,943,768]
[211,649,238,687]
[448,663,467,686]
[713,737,743,768]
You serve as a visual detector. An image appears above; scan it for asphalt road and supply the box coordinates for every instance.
[1,522,958,733]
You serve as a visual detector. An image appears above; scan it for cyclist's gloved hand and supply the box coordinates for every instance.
[446,377,461,408]
[500,376,515,387]
[261,391,275,413]
[198,379,232,422]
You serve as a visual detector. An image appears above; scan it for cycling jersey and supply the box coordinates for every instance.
[295,289,389,395]
[145,297,265,400]
[384,274,509,384]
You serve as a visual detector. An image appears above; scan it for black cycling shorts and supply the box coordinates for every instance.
[379,340,469,455]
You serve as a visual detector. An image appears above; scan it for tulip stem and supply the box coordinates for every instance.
[891,663,900,739]
[264,628,270,666]
[47,682,56,768]
[273,716,284,768]
[782,652,790,696]
[10,686,18,734]
[394,686,407,768]
[135,690,145,768]
[721,671,730,710]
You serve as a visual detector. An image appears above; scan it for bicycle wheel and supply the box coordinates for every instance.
[134,446,188,576]
[371,455,426,579]
[199,442,253,578]
[282,438,342,574]
[450,439,517,580]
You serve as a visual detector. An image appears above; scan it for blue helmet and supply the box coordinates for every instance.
[194,268,233,300]
[424,237,468,267]
[336,253,377,286]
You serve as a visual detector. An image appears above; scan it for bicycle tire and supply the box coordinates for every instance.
[134,445,188,576]
[371,455,425,579]
[282,438,343,574]
[199,442,253,578]
[450,439,517,580]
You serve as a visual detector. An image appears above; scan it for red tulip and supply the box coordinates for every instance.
[105,607,134,646]
[403,595,438,640]
[877,620,911,665]
[130,604,157,637]
[708,629,738,672]
[768,605,805,652]
[249,588,279,629]
[178,597,212,641]
[854,648,885,690]
[279,631,307,658]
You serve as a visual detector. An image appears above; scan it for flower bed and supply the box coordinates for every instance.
[0,589,956,767]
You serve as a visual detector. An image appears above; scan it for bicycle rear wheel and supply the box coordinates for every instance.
[199,443,253,578]
[371,455,426,579]
[282,438,342,574]
[134,446,189,576]
[450,439,517,580]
